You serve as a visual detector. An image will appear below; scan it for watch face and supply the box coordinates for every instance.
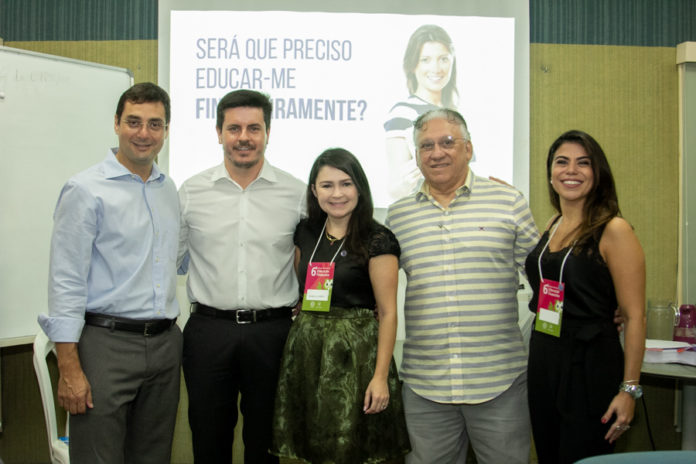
[620,383,643,399]
[623,384,642,399]
[632,385,643,399]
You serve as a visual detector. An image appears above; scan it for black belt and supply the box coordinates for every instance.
[84,313,176,337]
[191,303,292,324]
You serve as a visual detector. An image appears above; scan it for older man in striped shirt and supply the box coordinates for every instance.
[386,108,539,464]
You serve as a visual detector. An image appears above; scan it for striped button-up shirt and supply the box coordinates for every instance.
[386,170,539,404]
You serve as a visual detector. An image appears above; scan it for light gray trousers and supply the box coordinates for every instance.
[403,372,531,464]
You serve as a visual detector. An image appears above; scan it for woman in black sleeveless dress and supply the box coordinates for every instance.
[525,130,646,463]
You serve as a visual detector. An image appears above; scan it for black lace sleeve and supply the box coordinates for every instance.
[293,218,317,247]
[293,219,305,247]
[368,223,401,258]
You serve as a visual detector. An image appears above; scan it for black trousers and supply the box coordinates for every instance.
[183,311,292,463]
[528,324,623,464]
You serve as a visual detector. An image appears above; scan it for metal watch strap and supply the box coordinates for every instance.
[619,381,643,399]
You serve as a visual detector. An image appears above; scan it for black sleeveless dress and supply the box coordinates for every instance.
[524,225,623,464]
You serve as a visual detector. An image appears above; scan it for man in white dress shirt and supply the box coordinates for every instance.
[177,89,305,463]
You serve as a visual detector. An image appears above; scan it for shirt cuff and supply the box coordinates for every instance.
[37,314,86,343]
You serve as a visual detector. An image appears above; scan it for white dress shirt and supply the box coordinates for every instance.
[178,160,306,310]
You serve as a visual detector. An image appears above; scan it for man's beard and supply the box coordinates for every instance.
[232,157,260,169]
[229,143,262,170]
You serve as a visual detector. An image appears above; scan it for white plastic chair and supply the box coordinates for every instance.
[32,331,70,464]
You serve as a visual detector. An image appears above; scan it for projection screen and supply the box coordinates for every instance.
[158,1,530,206]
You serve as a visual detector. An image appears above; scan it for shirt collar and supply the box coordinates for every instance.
[416,169,474,202]
[211,159,278,185]
[104,148,165,183]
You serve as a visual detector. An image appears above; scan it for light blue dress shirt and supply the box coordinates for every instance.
[39,150,180,342]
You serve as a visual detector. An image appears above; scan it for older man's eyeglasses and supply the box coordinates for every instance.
[418,136,466,153]
[123,118,167,132]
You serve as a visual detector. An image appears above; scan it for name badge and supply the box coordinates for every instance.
[302,262,335,312]
[534,278,564,337]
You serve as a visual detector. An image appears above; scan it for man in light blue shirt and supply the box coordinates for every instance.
[38,82,182,464]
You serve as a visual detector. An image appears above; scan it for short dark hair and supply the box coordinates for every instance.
[115,82,171,123]
[216,89,273,131]
[306,148,374,263]
[546,130,621,251]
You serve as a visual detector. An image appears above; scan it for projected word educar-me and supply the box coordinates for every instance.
[195,67,295,90]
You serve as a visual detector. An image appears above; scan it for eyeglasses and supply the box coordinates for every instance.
[418,135,466,153]
[123,118,167,132]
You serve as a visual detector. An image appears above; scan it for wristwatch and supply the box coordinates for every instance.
[619,382,643,399]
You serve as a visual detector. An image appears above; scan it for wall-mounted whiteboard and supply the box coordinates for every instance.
[0,46,133,346]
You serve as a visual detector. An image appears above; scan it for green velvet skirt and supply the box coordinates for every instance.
[271,307,411,464]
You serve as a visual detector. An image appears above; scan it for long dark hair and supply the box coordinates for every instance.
[546,130,621,251]
[306,148,374,263]
[403,24,459,109]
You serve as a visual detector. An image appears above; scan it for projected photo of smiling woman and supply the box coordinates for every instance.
[383,24,459,202]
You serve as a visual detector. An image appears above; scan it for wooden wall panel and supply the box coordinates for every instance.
[5,40,157,84]
[530,43,679,303]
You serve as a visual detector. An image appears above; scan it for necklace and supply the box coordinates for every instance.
[325,229,341,245]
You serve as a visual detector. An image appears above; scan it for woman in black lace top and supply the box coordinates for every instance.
[271,148,410,463]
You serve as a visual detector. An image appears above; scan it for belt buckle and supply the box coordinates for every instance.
[143,322,154,337]
[235,310,255,324]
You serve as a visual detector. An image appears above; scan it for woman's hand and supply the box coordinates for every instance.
[292,300,302,317]
[600,217,645,444]
[365,254,399,415]
[602,391,635,443]
[363,376,390,414]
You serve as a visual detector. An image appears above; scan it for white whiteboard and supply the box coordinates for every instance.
[0,46,133,346]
